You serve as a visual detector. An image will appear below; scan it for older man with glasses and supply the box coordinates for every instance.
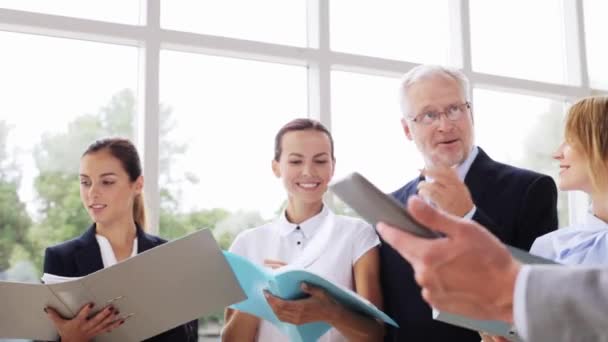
[379,64,559,342]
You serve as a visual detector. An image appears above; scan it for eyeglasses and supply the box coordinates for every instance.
[408,102,471,125]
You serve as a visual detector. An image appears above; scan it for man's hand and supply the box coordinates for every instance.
[264,259,287,270]
[418,167,474,217]
[377,196,520,323]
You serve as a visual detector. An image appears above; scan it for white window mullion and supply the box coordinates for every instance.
[137,0,161,233]
[562,0,589,93]
[448,0,472,73]
[562,0,590,226]
[306,0,331,128]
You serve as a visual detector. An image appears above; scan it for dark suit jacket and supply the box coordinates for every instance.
[43,224,198,342]
[381,147,558,342]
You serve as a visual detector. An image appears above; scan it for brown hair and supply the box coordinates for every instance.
[565,96,608,191]
[83,137,147,231]
[274,118,335,161]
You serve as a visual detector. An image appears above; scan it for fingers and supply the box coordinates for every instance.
[94,315,124,335]
[480,333,508,342]
[75,302,94,320]
[84,305,116,332]
[417,182,442,204]
[264,290,283,309]
[407,196,466,237]
[266,289,316,325]
[45,306,67,326]
[377,222,433,262]
[46,303,124,340]
[422,167,459,184]
[264,259,287,269]
[479,332,493,342]
[300,283,326,299]
[264,291,292,319]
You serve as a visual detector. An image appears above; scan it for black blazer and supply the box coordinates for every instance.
[381,148,558,342]
[43,224,198,342]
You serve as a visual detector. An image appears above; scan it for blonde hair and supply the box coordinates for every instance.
[565,96,608,191]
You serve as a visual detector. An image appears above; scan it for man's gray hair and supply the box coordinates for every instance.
[399,65,471,117]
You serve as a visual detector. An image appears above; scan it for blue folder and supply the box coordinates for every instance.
[223,251,398,342]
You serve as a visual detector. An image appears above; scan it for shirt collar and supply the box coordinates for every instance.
[457,145,479,181]
[276,204,330,238]
[95,234,138,268]
[425,145,479,182]
[580,210,608,231]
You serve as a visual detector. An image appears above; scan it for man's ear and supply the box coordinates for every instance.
[272,159,281,178]
[401,118,414,141]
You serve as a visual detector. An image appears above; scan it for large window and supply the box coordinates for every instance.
[0,0,139,24]
[158,51,307,244]
[330,0,451,64]
[161,0,307,47]
[470,0,567,84]
[331,71,422,192]
[583,0,608,89]
[474,88,569,226]
[1,1,606,339]
[0,31,137,281]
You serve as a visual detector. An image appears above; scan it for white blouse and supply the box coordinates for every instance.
[531,211,608,265]
[229,205,380,342]
[95,234,138,268]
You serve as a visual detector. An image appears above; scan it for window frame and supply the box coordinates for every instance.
[0,0,604,230]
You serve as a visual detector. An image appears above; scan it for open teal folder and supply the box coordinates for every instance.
[223,251,398,342]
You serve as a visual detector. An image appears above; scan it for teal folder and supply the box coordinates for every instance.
[224,251,398,342]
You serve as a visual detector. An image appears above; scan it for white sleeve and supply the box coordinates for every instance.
[351,221,380,264]
[463,205,477,220]
[228,231,248,257]
[513,265,532,340]
[528,233,555,259]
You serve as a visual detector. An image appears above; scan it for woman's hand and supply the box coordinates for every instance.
[263,259,287,270]
[479,332,510,342]
[264,282,341,325]
[45,303,123,342]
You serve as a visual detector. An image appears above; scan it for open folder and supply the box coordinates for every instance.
[224,251,398,342]
[0,229,245,341]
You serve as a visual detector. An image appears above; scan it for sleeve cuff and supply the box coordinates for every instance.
[463,205,477,220]
[513,265,532,340]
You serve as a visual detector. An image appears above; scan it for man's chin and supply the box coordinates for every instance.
[432,154,465,168]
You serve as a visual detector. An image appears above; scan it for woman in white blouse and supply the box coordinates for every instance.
[222,118,385,342]
[482,96,608,342]
[530,96,608,265]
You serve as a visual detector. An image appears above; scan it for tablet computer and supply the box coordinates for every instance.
[329,172,441,239]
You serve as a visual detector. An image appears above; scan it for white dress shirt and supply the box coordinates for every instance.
[530,210,608,265]
[95,234,138,268]
[229,205,380,342]
[516,210,608,339]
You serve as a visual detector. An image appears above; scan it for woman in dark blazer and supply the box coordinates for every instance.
[42,137,197,342]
